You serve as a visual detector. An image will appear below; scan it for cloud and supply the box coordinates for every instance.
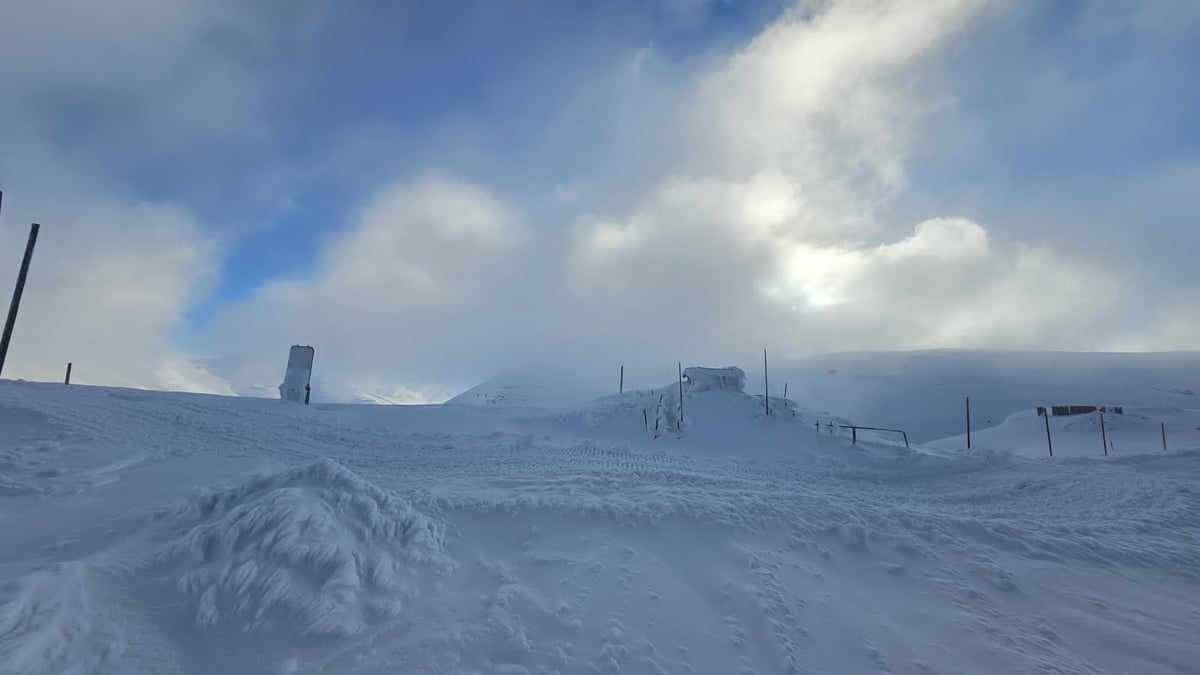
[0,0,283,390]
[199,0,1128,399]
[0,193,218,389]
[5,0,1189,399]
[204,177,530,399]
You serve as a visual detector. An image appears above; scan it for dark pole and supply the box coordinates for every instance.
[677,362,684,429]
[763,348,769,416]
[0,223,40,378]
[966,396,972,449]
[619,365,624,394]
[1162,422,1167,451]
[1044,412,1054,458]
[64,362,72,385]
[1099,412,1108,456]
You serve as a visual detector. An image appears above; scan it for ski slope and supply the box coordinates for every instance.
[1,373,1199,674]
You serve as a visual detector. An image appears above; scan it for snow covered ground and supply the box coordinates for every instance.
[2,369,1199,674]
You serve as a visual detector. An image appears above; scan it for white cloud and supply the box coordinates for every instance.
[204,177,530,399]
[200,0,1133,398]
[0,194,218,389]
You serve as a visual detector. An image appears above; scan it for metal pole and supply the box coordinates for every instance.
[0,223,40,378]
[1099,412,1108,456]
[619,365,624,394]
[64,362,72,385]
[966,396,972,449]
[1162,422,1167,451]
[1044,412,1053,458]
[763,348,769,416]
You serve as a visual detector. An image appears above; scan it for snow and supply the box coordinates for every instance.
[2,354,1200,674]
[776,349,1200,442]
[447,367,606,409]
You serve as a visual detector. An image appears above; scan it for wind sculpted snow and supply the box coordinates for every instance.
[1,379,1198,673]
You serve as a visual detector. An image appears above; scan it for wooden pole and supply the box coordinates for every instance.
[763,348,769,416]
[966,396,972,449]
[677,362,684,429]
[1044,412,1054,458]
[64,362,72,385]
[1162,422,1167,451]
[1099,412,1108,456]
[0,223,40,378]
[619,365,624,394]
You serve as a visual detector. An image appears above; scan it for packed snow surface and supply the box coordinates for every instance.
[1,363,1199,674]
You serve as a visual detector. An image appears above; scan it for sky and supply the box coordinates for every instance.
[0,0,1198,402]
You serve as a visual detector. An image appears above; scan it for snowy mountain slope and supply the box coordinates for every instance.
[774,350,1200,442]
[446,367,607,409]
[929,406,1200,458]
[1,379,1199,674]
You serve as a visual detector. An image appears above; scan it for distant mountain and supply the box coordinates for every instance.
[447,368,607,408]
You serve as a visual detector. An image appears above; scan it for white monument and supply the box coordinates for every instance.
[280,345,315,404]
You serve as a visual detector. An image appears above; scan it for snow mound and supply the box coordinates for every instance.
[156,459,451,637]
[447,368,606,408]
[683,366,746,393]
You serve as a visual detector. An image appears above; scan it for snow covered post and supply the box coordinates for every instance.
[0,222,40,379]
[280,345,315,404]
[1099,412,1108,456]
[677,362,684,429]
[64,362,71,385]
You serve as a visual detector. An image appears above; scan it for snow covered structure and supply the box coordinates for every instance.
[682,366,746,393]
[279,345,314,404]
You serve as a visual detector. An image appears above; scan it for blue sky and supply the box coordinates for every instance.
[1,0,1198,400]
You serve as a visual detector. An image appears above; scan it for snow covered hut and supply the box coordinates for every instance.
[682,366,746,393]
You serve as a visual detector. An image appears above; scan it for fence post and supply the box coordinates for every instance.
[966,396,972,449]
[1044,412,1054,458]
[763,348,769,416]
[64,362,72,385]
[1099,412,1108,456]
[0,223,41,378]
[619,365,624,394]
[1162,422,1167,451]
[677,362,684,429]
[851,427,857,444]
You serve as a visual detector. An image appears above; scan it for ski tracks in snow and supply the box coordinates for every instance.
[2,381,1200,673]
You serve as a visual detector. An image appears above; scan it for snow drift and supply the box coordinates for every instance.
[156,459,451,637]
